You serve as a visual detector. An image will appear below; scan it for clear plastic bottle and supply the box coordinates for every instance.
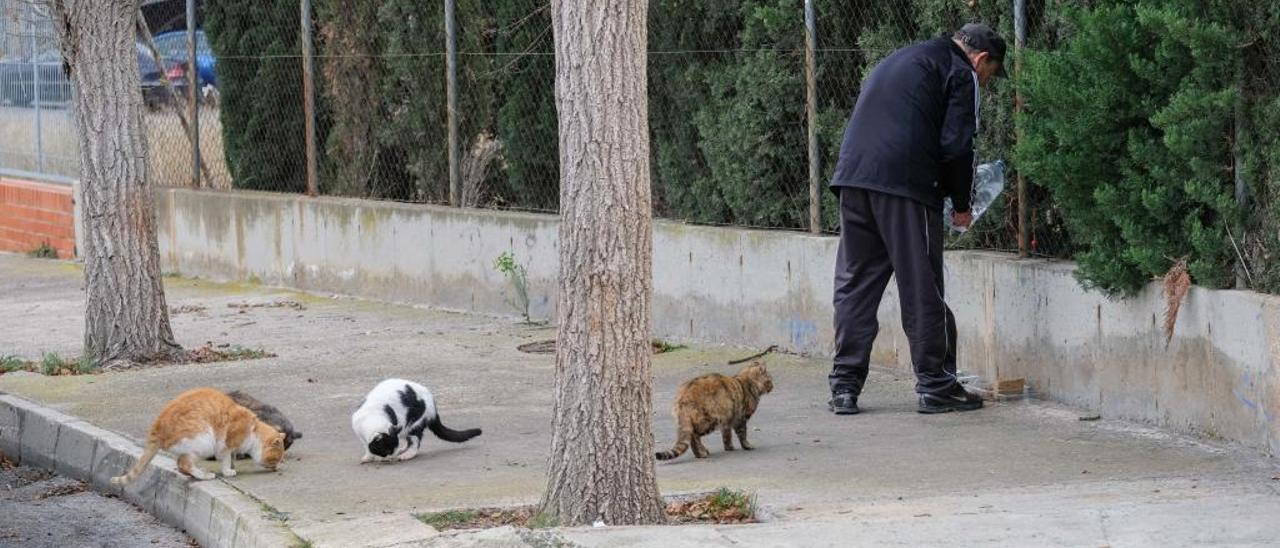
[943,160,1005,233]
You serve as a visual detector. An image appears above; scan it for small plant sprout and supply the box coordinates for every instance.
[495,251,532,323]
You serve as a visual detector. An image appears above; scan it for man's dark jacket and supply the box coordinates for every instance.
[829,37,978,213]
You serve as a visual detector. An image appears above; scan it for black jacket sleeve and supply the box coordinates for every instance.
[939,69,978,213]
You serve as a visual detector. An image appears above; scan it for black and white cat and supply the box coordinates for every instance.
[351,378,482,463]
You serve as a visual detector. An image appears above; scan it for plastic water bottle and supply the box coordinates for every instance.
[943,160,1005,234]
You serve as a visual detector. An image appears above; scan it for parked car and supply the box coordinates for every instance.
[0,44,186,110]
[152,29,217,92]
[139,43,187,110]
[0,49,71,106]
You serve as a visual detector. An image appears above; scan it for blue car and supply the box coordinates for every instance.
[0,43,176,109]
[152,29,216,92]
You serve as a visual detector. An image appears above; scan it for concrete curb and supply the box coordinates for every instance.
[0,393,302,548]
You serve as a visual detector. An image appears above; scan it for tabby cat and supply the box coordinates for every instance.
[656,361,774,460]
[111,388,287,484]
[226,390,302,450]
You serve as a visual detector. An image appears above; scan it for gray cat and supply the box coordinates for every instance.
[219,390,302,458]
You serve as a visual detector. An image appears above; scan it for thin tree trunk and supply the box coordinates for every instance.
[539,0,664,526]
[47,0,181,364]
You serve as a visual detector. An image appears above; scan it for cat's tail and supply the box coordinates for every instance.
[110,439,162,485]
[426,414,481,443]
[655,416,693,460]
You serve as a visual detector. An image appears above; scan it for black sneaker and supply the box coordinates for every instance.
[918,384,984,414]
[828,392,860,415]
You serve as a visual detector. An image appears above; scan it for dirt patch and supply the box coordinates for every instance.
[185,342,276,363]
[417,489,757,531]
[100,342,277,372]
[420,507,540,530]
[665,489,756,524]
[229,299,307,312]
[33,479,89,499]
[518,339,687,355]
[0,342,275,376]
[517,340,557,354]
[169,304,209,315]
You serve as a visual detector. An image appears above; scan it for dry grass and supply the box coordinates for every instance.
[517,339,687,355]
[227,299,307,311]
[169,304,209,315]
[415,489,758,531]
[1163,258,1191,347]
[666,488,757,525]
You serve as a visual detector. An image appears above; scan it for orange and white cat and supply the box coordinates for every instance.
[111,388,287,484]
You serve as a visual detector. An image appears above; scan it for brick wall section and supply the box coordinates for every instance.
[0,177,76,258]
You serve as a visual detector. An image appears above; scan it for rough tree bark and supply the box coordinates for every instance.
[46,0,181,364]
[538,0,665,526]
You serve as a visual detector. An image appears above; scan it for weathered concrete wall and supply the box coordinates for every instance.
[924,252,1280,457]
[158,190,562,320]
[153,189,1279,456]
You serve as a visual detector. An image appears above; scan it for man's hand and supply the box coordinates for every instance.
[952,210,974,229]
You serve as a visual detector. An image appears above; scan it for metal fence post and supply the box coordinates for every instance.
[187,0,200,188]
[804,0,820,233]
[29,14,43,174]
[445,0,460,206]
[1234,78,1248,289]
[1014,0,1028,257]
[301,0,318,196]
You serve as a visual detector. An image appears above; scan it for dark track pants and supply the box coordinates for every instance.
[830,187,960,397]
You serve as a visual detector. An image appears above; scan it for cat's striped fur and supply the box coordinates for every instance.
[656,361,774,460]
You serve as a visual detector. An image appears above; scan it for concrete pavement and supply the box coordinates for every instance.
[1,253,1277,547]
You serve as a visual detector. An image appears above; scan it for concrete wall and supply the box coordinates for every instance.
[154,189,1280,456]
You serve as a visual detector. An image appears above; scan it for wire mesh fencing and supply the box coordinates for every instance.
[1233,1,1280,292]
[0,1,74,179]
[0,0,228,187]
[5,0,1280,286]
[0,0,1056,243]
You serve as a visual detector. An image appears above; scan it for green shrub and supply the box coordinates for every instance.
[206,0,310,192]
[1018,1,1243,295]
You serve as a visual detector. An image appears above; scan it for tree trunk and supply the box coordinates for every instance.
[539,0,665,526]
[47,0,181,364]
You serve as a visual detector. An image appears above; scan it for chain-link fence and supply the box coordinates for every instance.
[0,1,72,179]
[3,0,1280,293]
[0,0,1053,246]
[0,0,227,187]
